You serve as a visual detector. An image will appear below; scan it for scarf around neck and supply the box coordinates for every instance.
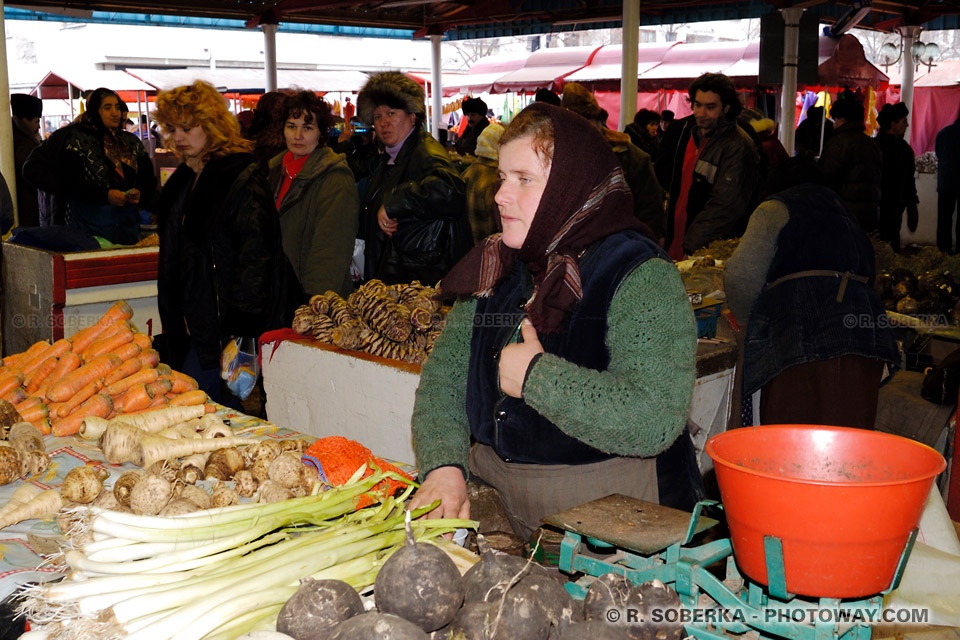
[441,102,647,334]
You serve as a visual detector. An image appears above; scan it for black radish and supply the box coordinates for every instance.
[462,535,548,604]
[276,578,364,640]
[330,612,429,640]
[557,620,631,639]
[374,515,464,632]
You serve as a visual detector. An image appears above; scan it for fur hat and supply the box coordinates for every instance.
[11,93,42,119]
[534,88,561,106]
[462,97,488,116]
[357,71,425,125]
[475,122,504,161]
[561,83,603,122]
[877,102,909,129]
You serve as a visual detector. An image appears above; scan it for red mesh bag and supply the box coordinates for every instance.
[302,436,414,508]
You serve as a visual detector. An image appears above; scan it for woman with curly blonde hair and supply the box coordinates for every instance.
[153,80,288,406]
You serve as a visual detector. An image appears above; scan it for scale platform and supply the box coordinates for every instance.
[544,495,913,640]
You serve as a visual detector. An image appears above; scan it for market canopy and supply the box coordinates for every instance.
[404,71,470,98]
[29,69,155,100]
[445,54,526,96]
[492,45,602,93]
[124,67,370,93]
[565,42,679,84]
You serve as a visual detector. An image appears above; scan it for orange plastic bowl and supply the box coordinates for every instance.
[705,424,945,598]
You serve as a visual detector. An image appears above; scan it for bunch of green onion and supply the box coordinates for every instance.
[20,466,475,640]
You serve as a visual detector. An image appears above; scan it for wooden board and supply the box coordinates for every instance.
[543,494,716,555]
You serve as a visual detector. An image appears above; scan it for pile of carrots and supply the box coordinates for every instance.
[1,301,208,437]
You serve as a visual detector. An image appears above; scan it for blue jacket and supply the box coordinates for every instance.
[743,185,899,396]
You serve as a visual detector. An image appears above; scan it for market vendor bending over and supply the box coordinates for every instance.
[408,103,700,538]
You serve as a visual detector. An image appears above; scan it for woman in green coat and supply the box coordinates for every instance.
[268,92,360,299]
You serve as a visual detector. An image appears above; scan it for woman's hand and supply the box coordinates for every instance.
[377,206,398,237]
[125,188,141,205]
[107,189,128,207]
[338,121,354,145]
[498,318,544,398]
[408,466,470,521]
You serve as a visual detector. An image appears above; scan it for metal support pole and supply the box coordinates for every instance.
[430,34,443,141]
[262,23,279,93]
[0,0,17,226]
[899,25,922,146]
[779,7,804,155]
[68,82,76,120]
[619,0,640,131]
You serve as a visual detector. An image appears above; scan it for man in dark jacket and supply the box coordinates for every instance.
[11,94,42,228]
[935,107,960,253]
[876,102,918,252]
[660,73,759,259]
[818,97,882,233]
[455,97,490,157]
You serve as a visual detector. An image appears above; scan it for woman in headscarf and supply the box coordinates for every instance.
[267,91,359,298]
[408,103,700,538]
[152,80,287,404]
[58,87,156,244]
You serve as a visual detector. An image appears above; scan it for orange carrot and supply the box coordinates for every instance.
[97,320,129,341]
[82,328,134,363]
[0,371,25,399]
[139,349,161,369]
[147,394,169,408]
[94,301,134,330]
[112,342,142,363]
[25,357,59,394]
[44,351,82,396]
[168,390,209,407]
[18,403,49,424]
[132,333,152,351]
[47,354,122,403]
[58,378,105,419]
[52,394,113,437]
[106,367,159,398]
[2,387,27,405]
[104,357,144,386]
[21,339,72,376]
[14,396,41,413]
[145,379,173,398]
[70,326,104,354]
[166,370,199,394]
[5,341,50,371]
[117,384,153,413]
[31,418,51,436]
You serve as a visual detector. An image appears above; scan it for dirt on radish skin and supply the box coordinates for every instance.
[276,578,364,640]
[329,612,429,640]
[556,621,631,640]
[462,537,549,604]
[374,522,464,632]
[449,593,551,640]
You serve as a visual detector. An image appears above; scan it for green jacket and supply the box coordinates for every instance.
[268,147,359,298]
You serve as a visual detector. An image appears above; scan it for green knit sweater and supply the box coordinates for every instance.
[411,257,697,479]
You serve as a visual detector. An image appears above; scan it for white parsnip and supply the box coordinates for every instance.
[0,488,63,530]
[111,405,208,433]
[0,483,42,519]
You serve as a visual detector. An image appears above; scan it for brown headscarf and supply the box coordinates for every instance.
[441,102,647,334]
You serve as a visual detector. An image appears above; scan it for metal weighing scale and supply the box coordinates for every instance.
[544,494,917,640]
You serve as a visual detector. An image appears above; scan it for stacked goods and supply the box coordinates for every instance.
[0,301,208,439]
[21,468,475,640]
[291,280,447,365]
[873,241,960,324]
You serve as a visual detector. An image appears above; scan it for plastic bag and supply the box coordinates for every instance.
[350,238,365,284]
[220,337,259,400]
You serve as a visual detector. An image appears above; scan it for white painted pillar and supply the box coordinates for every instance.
[0,0,18,226]
[68,82,75,120]
[430,34,443,142]
[779,7,804,155]
[900,25,922,146]
[262,23,279,93]
[619,0,639,131]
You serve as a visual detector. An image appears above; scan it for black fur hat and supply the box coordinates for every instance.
[462,97,487,116]
[357,71,425,125]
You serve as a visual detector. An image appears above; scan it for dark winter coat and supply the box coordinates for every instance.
[935,122,960,193]
[456,117,489,156]
[624,122,660,163]
[605,129,665,238]
[157,153,287,370]
[876,132,918,212]
[268,147,359,298]
[362,127,469,285]
[818,121,882,232]
[12,119,41,228]
[663,116,759,254]
[795,116,833,157]
[462,156,501,244]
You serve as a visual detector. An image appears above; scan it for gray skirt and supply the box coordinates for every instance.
[468,443,658,540]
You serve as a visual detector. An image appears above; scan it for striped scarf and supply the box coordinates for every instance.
[442,103,646,334]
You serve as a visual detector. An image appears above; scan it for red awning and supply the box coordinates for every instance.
[492,45,603,93]
[405,71,469,98]
[638,41,751,90]
[31,70,155,100]
[446,54,527,95]
[566,42,680,84]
